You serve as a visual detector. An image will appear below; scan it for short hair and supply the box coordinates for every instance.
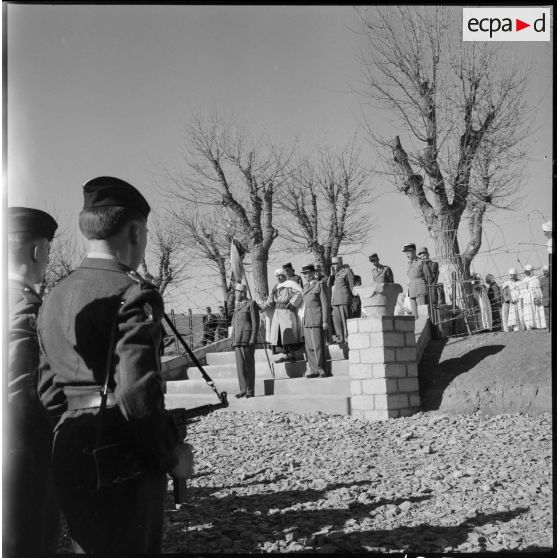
[78,206,145,240]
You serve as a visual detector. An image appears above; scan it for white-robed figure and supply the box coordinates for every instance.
[520,264,546,330]
[501,268,524,332]
[472,273,492,330]
[261,268,304,362]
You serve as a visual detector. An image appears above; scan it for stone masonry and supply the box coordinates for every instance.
[347,315,420,420]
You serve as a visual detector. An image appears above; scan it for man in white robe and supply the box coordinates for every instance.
[502,268,524,332]
[261,268,304,362]
[520,264,546,330]
[472,273,492,330]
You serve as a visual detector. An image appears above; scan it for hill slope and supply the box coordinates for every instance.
[419,330,552,416]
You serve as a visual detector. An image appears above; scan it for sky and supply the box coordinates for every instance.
[4,4,554,312]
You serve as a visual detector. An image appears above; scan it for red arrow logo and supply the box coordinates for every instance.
[516,19,530,31]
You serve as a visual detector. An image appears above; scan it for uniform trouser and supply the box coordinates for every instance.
[490,304,502,330]
[409,295,428,319]
[304,326,327,375]
[235,345,256,395]
[3,427,59,557]
[331,304,351,343]
[52,417,166,555]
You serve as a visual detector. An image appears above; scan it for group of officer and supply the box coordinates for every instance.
[6,177,193,556]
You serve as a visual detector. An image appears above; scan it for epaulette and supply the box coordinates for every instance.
[126,269,159,290]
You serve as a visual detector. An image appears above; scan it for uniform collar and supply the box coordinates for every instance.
[80,256,134,274]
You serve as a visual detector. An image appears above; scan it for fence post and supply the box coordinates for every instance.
[451,272,457,336]
[170,309,179,355]
[188,309,193,348]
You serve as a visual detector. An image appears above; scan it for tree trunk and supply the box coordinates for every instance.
[250,244,270,304]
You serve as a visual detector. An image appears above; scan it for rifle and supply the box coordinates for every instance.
[163,312,229,508]
[169,393,228,508]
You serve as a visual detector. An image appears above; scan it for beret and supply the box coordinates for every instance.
[402,243,416,252]
[82,176,150,217]
[301,264,315,273]
[8,206,58,241]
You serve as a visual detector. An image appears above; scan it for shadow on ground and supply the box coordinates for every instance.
[419,341,505,411]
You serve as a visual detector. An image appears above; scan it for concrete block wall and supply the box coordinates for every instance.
[347,315,421,420]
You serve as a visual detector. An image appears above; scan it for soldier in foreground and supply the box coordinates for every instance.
[300,264,329,378]
[5,207,59,557]
[37,177,192,554]
[231,283,259,398]
[327,256,354,344]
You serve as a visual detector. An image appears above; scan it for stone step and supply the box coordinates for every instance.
[263,375,350,396]
[164,393,351,416]
[165,377,268,397]
[184,362,274,380]
[271,359,349,378]
[206,348,304,366]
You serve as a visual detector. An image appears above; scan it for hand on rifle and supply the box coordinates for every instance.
[171,443,194,479]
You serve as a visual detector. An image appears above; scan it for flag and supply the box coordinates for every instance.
[230,237,248,283]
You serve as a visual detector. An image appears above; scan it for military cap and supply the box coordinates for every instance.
[523,264,533,272]
[542,221,552,233]
[402,243,416,252]
[235,283,248,292]
[283,263,293,270]
[82,176,150,217]
[508,268,517,275]
[8,206,58,241]
[369,253,379,260]
[301,264,315,273]
[331,256,343,264]
[274,268,286,276]
[417,246,429,255]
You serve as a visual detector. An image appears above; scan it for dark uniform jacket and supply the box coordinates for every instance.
[425,259,439,284]
[302,279,329,327]
[327,267,355,306]
[371,264,394,284]
[407,257,433,298]
[540,274,551,307]
[231,299,259,347]
[8,279,52,440]
[487,282,502,306]
[37,257,178,473]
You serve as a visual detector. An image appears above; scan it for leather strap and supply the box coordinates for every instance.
[67,392,117,411]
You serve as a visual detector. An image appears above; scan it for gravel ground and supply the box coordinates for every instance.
[160,409,553,554]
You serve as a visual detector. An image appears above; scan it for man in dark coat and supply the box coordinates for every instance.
[485,274,502,330]
[231,284,259,398]
[326,256,354,344]
[37,177,192,555]
[403,243,433,318]
[301,264,329,378]
[539,264,551,331]
[417,246,446,306]
[283,262,303,287]
[5,207,59,558]
[202,307,217,345]
[215,305,229,341]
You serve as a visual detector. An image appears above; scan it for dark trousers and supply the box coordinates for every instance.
[331,304,351,343]
[490,303,502,330]
[52,416,166,555]
[304,327,327,375]
[234,345,256,395]
[3,426,59,557]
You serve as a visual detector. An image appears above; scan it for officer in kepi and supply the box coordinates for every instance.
[300,264,329,378]
[231,283,260,398]
[403,242,433,318]
[5,207,59,558]
[37,177,193,554]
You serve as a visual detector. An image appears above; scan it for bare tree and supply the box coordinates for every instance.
[355,6,532,304]
[41,231,85,296]
[171,205,240,310]
[163,114,291,303]
[140,215,188,303]
[279,139,376,273]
